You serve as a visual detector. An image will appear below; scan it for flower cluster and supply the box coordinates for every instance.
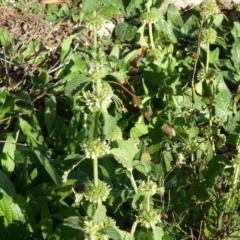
[83,216,116,239]
[86,15,105,31]
[82,138,110,159]
[83,83,114,112]
[200,0,219,20]
[140,10,159,24]
[137,209,161,228]
[197,68,216,82]
[139,180,157,196]
[84,180,111,203]
[201,28,217,45]
[88,59,108,81]
[146,48,162,62]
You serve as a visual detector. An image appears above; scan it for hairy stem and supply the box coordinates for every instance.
[130,170,138,194]
[149,23,155,49]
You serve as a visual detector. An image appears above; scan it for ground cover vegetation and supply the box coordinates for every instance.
[1,0,240,239]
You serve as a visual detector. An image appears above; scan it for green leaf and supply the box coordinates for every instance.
[118,229,134,240]
[109,72,126,84]
[156,17,177,43]
[82,0,100,14]
[19,117,43,147]
[152,226,164,240]
[100,5,122,19]
[57,179,76,201]
[130,126,144,139]
[125,0,144,16]
[148,144,160,154]
[231,39,240,65]
[102,112,117,138]
[65,74,91,97]
[62,208,83,238]
[224,111,240,134]
[102,0,125,16]
[101,226,122,240]
[162,234,174,240]
[92,204,107,224]
[63,216,82,230]
[48,4,58,13]
[59,4,69,17]
[167,4,183,28]
[131,193,145,210]
[209,48,219,64]
[60,34,76,61]
[1,135,16,174]
[44,96,56,133]
[44,14,57,22]
[0,87,7,119]
[22,39,40,58]
[115,22,137,42]
[0,170,17,200]
[110,140,139,169]
[34,150,62,186]
[110,45,120,59]
[123,49,138,65]
[135,160,152,176]
[70,54,86,72]
[49,224,61,240]
[202,155,230,187]
[17,194,36,233]
[162,150,173,173]
[214,79,232,122]
[180,14,198,38]
[0,28,10,47]
[212,14,224,28]
[227,133,240,146]
[136,23,149,47]
[0,192,26,239]
[231,22,240,41]
[41,205,52,239]
[130,122,149,139]
[39,69,50,87]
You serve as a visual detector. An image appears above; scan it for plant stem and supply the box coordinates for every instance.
[146,177,150,212]
[206,41,215,153]
[206,42,209,72]
[91,10,101,188]
[93,156,99,187]
[92,110,101,187]
[209,105,215,153]
[130,170,138,194]
[149,23,155,49]
[93,11,97,53]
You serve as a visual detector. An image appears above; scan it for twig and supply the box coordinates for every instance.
[197,220,204,240]
[0,141,28,146]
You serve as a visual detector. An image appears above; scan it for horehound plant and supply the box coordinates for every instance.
[63,2,163,239]
[71,11,122,240]
[195,0,220,153]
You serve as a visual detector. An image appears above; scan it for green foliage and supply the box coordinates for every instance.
[115,22,137,42]
[2,0,240,239]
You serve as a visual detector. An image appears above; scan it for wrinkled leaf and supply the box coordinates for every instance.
[115,22,137,42]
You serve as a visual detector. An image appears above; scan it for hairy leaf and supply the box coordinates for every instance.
[115,22,137,42]
[103,112,117,138]
[231,39,240,66]
[110,140,139,169]
[65,74,91,97]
